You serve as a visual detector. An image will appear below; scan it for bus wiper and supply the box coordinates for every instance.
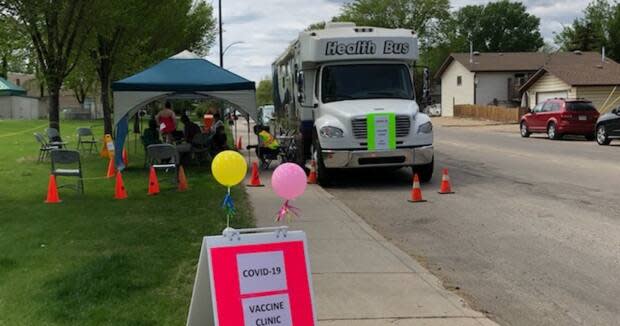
[325,94,354,102]
[367,91,398,96]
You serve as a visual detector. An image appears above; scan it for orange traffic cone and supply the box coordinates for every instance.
[114,170,128,200]
[307,160,317,184]
[122,148,128,167]
[438,168,455,194]
[247,161,264,187]
[44,175,61,203]
[408,174,427,203]
[236,136,243,150]
[148,166,160,196]
[178,166,188,192]
[106,157,115,178]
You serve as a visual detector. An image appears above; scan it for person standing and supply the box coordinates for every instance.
[156,101,177,143]
[210,112,224,134]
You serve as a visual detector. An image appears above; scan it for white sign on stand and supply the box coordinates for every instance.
[242,293,292,325]
[186,227,316,326]
[237,251,287,294]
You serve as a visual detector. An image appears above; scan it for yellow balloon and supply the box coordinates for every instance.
[211,150,247,187]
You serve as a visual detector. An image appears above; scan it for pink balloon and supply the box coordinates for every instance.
[271,163,307,200]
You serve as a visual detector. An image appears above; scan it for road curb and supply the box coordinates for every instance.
[312,185,496,322]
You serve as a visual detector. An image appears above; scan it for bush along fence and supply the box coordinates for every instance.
[454,105,529,123]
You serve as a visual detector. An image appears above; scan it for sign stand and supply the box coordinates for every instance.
[187,226,316,326]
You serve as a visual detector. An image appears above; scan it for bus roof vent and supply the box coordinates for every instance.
[325,22,356,29]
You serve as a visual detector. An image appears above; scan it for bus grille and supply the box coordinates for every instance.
[351,115,411,139]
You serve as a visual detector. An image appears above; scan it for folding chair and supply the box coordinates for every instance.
[34,133,60,162]
[76,127,97,153]
[46,127,68,148]
[146,144,179,185]
[50,150,84,194]
[191,133,211,165]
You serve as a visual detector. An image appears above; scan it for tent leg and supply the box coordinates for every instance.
[234,116,238,148]
[246,115,251,163]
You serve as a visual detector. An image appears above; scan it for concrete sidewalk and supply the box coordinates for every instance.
[233,119,497,325]
[244,173,498,325]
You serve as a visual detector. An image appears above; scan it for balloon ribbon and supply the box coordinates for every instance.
[275,200,300,223]
[222,187,235,228]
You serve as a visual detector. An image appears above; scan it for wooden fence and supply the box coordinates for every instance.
[454,105,528,123]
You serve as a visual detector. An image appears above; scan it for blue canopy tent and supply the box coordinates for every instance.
[112,51,257,170]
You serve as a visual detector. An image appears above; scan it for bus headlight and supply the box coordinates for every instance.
[320,126,344,138]
[417,121,432,134]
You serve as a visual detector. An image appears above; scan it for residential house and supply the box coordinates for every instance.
[6,72,103,119]
[519,51,620,113]
[435,52,547,116]
[0,76,42,119]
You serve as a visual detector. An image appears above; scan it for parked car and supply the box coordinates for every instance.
[520,99,599,140]
[595,106,620,145]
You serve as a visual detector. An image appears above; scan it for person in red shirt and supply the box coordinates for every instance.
[156,101,177,143]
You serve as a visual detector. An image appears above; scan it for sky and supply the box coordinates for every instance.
[205,0,593,82]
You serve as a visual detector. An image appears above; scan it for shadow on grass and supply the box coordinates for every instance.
[43,254,155,324]
[0,257,18,274]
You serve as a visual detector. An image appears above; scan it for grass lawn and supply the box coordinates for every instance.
[0,119,254,325]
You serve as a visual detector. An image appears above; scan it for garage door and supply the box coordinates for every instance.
[536,91,568,104]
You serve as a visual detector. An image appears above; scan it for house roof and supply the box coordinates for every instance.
[520,52,620,91]
[0,76,27,96]
[435,52,547,78]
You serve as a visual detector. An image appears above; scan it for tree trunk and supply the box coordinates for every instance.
[48,84,61,132]
[0,55,7,79]
[101,72,113,134]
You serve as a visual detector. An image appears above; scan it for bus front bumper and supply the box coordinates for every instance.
[321,145,433,168]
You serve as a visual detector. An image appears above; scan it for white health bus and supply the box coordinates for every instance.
[272,22,433,185]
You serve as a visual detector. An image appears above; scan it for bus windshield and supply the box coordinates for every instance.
[321,64,414,103]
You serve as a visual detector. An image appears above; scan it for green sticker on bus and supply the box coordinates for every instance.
[367,113,396,150]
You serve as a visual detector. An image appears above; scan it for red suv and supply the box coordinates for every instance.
[520,99,599,140]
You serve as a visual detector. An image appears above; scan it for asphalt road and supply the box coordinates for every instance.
[325,124,620,326]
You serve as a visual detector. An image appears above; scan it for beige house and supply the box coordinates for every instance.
[6,72,103,119]
[0,76,42,119]
[436,52,546,116]
[519,52,620,113]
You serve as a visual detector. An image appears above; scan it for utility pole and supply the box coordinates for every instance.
[219,0,223,67]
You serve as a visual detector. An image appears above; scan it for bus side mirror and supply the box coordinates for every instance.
[296,71,304,92]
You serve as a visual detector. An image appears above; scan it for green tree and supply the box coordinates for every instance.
[87,0,216,134]
[554,0,620,61]
[64,56,96,109]
[335,0,450,41]
[608,5,620,61]
[446,0,544,53]
[0,15,30,78]
[256,78,273,106]
[555,21,601,52]
[1,0,92,131]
